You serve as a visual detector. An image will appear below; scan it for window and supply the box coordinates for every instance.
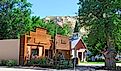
[31,48,39,56]
[27,37,31,43]
[72,33,79,40]
[34,38,35,43]
[45,49,48,56]
[61,39,66,44]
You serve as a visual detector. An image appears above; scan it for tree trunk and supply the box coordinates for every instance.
[104,40,117,70]
[104,50,116,69]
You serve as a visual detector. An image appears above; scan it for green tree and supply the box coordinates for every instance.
[35,20,72,38]
[0,0,71,39]
[29,17,72,37]
[78,0,121,69]
[0,0,32,39]
[74,21,80,33]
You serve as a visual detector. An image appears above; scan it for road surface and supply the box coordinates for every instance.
[1,63,121,71]
[0,67,80,71]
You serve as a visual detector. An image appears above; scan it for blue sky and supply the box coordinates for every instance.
[28,0,78,18]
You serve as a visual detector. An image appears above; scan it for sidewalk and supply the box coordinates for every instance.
[0,63,121,71]
[0,66,80,71]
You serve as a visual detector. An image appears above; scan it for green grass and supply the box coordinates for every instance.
[80,61,121,64]
[80,62,104,64]
[116,60,121,63]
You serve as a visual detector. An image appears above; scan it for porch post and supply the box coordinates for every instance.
[81,52,84,61]
[84,51,86,62]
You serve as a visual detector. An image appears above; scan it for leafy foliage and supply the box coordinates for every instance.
[6,60,17,67]
[32,20,72,38]
[1,60,7,66]
[0,59,17,66]
[27,58,47,65]
[0,0,32,39]
[78,0,121,55]
[0,0,71,39]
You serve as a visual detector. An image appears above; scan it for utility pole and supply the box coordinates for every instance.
[73,21,79,71]
[74,46,77,71]
[53,23,57,56]
[73,7,81,70]
[53,18,59,65]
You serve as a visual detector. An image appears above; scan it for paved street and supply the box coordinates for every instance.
[0,63,121,71]
[0,66,110,71]
[0,67,110,71]
[0,67,80,71]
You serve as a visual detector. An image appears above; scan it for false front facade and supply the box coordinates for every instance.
[19,28,52,65]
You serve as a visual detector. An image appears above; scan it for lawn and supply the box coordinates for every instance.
[116,60,121,63]
[80,62,104,64]
[80,61,121,64]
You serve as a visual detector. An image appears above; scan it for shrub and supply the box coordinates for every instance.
[68,60,73,68]
[36,58,41,64]
[53,59,73,69]
[0,61,2,66]
[6,60,17,67]
[95,58,104,62]
[62,60,73,68]
[40,57,47,65]
[27,57,47,66]
[1,60,7,66]
[27,59,35,65]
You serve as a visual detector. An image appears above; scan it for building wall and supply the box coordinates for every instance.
[20,28,52,65]
[55,34,70,50]
[55,35,71,59]
[57,50,70,59]
[0,39,20,64]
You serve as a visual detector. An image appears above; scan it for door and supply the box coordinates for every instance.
[39,47,43,57]
[78,52,82,61]
[31,47,39,59]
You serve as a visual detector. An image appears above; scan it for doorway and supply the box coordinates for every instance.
[78,52,82,61]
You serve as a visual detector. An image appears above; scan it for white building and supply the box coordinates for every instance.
[71,33,87,62]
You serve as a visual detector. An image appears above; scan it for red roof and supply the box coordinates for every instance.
[72,39,86,50]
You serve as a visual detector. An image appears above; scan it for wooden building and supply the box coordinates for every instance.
[0,27,72,65]
[55,34,71,59]
[19,28,52,65]
[71,33,87,62]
